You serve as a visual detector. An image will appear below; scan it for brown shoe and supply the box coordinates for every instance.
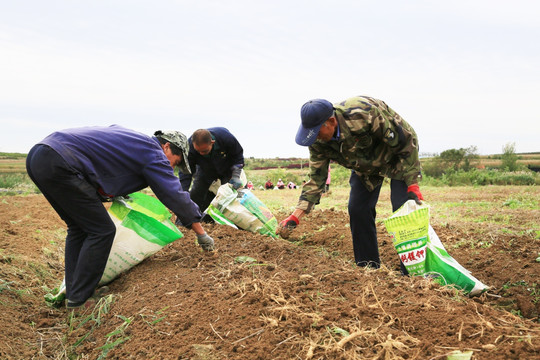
[95,285,110,297]
[66,296,96,308]
[66,294,101,316]
[66,285,110,307]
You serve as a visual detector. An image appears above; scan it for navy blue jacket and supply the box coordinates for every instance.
[39,125,202,226]
[180,127,244,190]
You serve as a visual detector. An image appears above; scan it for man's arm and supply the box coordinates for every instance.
[278,151,330,238]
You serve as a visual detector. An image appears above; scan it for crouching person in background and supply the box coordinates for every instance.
[179,127,245,219]
[26,125,214,310]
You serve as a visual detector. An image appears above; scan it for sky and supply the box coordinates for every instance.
[1,0,539,158]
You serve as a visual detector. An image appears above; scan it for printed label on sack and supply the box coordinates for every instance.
[395,237,428,275]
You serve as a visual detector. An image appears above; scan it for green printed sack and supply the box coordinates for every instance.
[207,184,278,238]
[206,204,238,229]
[384,203,429,276]
[385,200,488,296]
[44,192,183,306]
[102,192,183,283]
[238,190,278,237]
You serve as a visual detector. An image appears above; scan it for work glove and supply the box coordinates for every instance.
[277,214,299,239]
[228,165,243,190]
[196,233,215,251]
[407,184,424,205]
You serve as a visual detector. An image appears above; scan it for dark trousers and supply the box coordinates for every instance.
[190,177,218,213]
[190,171,230,213]
[348,172,408,273]
[26,145,116,303]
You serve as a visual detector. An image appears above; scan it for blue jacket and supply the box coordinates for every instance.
[39,125,202,226]
[180,127,244,190]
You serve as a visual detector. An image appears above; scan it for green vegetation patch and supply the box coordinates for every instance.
[503,196,538,209]
[0,152,27,160]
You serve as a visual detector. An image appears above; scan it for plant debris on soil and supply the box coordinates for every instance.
[0,193,539,359]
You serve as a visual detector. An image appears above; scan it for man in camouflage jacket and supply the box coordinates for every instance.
[278,96,424,271]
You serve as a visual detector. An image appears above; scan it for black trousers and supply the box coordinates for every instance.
[190,168,230,213]
[26,145,116,304]
[348,172,408,273]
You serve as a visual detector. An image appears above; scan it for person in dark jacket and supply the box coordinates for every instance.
[26,125,214,310]
[179,127,244,214]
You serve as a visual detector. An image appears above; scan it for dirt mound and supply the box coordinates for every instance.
[0,195,539,359]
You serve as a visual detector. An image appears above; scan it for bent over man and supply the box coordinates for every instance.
[278,96,424,272]
[26,125,214,309]
[179,127,244,214]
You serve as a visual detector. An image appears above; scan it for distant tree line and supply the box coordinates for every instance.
[0,152,27,160]
[422,142,529,177]
[244,158,309,170]
[420,143,539,186]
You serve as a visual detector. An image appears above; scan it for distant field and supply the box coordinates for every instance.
[0,159,27,173]
[1,152,539,177]
[422,153,540,168]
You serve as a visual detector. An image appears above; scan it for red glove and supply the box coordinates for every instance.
[407,184,424,204]
[279,214,299,229]
[278,214,299,239]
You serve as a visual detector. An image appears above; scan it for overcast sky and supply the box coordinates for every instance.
[1,0,539,158]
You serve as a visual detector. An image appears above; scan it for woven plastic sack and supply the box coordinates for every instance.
[101,192,183,283]
[237,190,278,237]
[384,200,488,296]
[206,204,238,229]
[207,184,278,237]
[208,169,248,195]
[44,192,183,306]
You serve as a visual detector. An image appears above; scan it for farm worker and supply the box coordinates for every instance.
[179,127,245,217]
[265,179,274,190]
[26,125,214,309]
[276,179,285,189]
[278,96,424,272]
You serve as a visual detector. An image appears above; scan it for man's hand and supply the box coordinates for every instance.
[407,184,424,205]
[229,177,243,190]
[277,214,299,239]
[196,233,215,251]
[229,165,243,189]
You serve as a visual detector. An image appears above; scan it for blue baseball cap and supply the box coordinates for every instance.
[295,99,334,146]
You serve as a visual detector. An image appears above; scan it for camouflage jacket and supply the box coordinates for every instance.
[297,96,422,212]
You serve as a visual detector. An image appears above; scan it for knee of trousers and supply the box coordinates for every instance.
[97,224,117,242]
[105,226,116,238]
[348,202,376,219]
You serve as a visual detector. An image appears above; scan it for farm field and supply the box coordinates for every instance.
[0,185,539,359]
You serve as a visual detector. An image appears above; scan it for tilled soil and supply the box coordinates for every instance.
[0,193,539,359]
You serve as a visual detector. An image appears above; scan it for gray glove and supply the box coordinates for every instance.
[196,233,215,251]
[229,165,243,190]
